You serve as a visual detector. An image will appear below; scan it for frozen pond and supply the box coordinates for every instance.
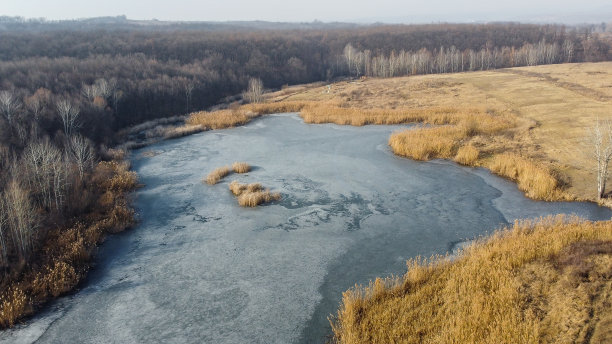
[2,113,611,343]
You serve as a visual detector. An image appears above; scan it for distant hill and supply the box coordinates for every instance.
[0,15,362,32]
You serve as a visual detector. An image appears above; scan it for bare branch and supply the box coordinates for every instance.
[56,98,80,136]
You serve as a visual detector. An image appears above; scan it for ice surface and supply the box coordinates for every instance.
[2,114,610,344]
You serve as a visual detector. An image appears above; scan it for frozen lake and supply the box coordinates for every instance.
[2,113,611,343]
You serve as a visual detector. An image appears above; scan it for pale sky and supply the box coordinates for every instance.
[2,0,612,23]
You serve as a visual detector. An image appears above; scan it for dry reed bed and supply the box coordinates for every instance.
[232,162,251,174]
[0,160,138,328]
[331,216,612,344]
[186,109,255,129]
[205,166,231,185]
[205,162,251,185]
[228,181,281,207]
[186,101,312,130]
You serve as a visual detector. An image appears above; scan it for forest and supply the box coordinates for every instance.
[0,20,611,326]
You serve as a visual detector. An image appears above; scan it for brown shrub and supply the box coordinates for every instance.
[205,166,231,185]
[0,287,27,328]
[232,162,251,173]
[32,261,79,298]
[104,202,136,233]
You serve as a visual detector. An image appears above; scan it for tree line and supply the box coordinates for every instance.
[340,38,582,77]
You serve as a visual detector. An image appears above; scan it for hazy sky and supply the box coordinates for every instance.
[3,0,612,23]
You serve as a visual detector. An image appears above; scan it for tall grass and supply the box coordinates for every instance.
[331,216,612,344]
[389,126,461,160]
[487,153,566,201]
[237,190,281,207]
[205,166,231,185]
[229,180,262,196]
[186,109,255,129]
[232,162,251,174]
[228,181,280,207]
[300,105,463,126]
[454,144,479,165]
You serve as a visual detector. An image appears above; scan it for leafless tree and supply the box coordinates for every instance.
[343,44,358,77]
[56,99,80,136]
[4,179,38,260]
[24,140,65,210]
[562,40,574,63]
[25,95,42,122]
[0,90,21,124]
[591,119,612,199]
[81,84,97,102]
[184,81,195,112]
[0,197,8,266]
[244,78,263,103]
[68,134,95,178]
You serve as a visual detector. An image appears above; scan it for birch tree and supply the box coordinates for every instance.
[68,134,95,178]
[591,119,612,199]
[244,78,263,103]
[0,90,21,124]
[56,99,80,136]
[0,197,8,266]
[4,180,38,260]
[24,140,64,210]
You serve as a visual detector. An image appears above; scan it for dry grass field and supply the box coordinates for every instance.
[330,216,612,344]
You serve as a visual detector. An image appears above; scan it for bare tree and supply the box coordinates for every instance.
[244,78,263,103]
[0,90,21,124]
[24,140,65,210]
[0,197,8,266]
[81,84,97,102]
[24,88,51,124]
[343,44,358,76]
[56,99,80,136]
[4,180,38,260]
[68,135,95,178]
[591,119,612,199]
[184,81,195,112]
[562,40,574,63]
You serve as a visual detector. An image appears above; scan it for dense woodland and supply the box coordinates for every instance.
[0,20,611,326]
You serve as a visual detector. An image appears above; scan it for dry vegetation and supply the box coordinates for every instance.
[330,216,612,344]
[232,162,251,174]
[0,159,137,328]
[228,181,281,207]
[186,108,257,129]
[205,166,232,185]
